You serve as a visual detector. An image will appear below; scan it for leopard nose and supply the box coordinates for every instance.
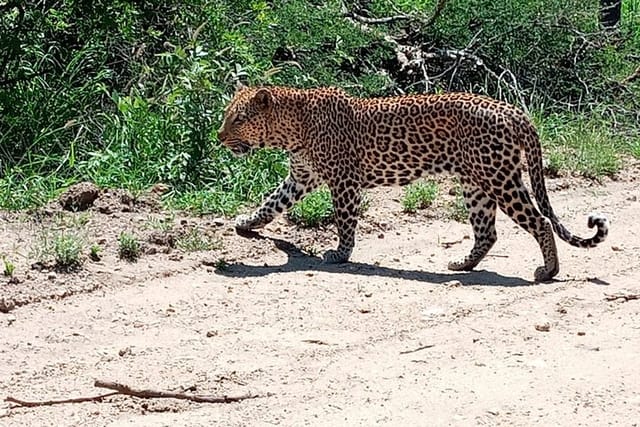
[217,127,228,141]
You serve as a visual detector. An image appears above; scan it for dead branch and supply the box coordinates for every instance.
[604,293,640,302]
[400,344,435,355]
[423,0,449,28]
[4,379,267,409]
[342,0,448,28]
[346,14,412,25]
[5,392,119,408]
[93,380,264,403]
[621,66,640,85]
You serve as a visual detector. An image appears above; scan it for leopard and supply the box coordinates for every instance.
[217,83,608,281]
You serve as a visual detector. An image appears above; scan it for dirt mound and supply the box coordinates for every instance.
[57,182,169,214]
[58,182,99,211]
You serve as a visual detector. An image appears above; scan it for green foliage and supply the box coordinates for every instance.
[89,244,102,262]
[288,187,334,228]
[402,180,439,213]
[448,184,469,223]
[30,228,85,270]
[536,114,626,178]
[145,214,175,232]
[176,228,221,252]
[118,232,140,261]
[0,0,638,214]
[53,232,84,270]
[2,256,15,277]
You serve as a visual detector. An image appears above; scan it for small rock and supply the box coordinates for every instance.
[6,314,16,325]
[143,246,158,256]
[206,330,218,338]
[611,246,622,252]
[118,347,132,357]
[534,323,550,332]
[0,298,16,313]
[378,233,384,239]
[47,272,57,281]
[212,217,225,226]
[148,183,169,195]
[444,280,462,287]
[577,331,586,336]
[364,292,373,298]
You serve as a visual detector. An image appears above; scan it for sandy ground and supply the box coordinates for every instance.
[0,177,639,426]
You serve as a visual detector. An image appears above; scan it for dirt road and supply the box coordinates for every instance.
[1,179,639,426]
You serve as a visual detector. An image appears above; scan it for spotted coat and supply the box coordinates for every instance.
[218,85,608,281]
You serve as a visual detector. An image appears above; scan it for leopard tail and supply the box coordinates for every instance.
[521,120,608,248]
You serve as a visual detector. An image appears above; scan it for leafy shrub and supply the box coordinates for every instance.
[118,232,141,261]
[402,180,439,213]
[288,188,334,228]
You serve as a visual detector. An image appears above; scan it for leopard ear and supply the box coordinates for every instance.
[234,80,247,93]
[253,88,272,112]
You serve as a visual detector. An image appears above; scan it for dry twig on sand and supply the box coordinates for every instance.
[4,379,265,408]
[604,293,640,302]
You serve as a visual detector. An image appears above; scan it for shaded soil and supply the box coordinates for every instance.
[1,173,639,426]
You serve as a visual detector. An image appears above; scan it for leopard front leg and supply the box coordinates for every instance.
[323,181,361,264]
[235,158,322,231]
[448,178,497,271]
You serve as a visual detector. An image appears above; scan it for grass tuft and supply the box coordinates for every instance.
[89,244,102,261]
[402,180,439,213]
[447,184,469,223]
[2,256,15,277]
[176,228,222,252]
[53,232,84,270]
[288,187,334,228]
[118,232,141,262]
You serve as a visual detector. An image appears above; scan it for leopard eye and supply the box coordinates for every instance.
[235,113,248,124]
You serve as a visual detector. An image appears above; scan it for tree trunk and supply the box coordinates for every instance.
[600,0,622,29]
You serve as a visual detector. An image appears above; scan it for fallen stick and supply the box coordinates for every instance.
[93,380,262,403]
[604,293,640,302]
[5,380,266,409]
[400,344,435,355]
[5,392,119,408]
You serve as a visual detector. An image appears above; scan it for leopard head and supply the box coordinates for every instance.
[217,83,276,156]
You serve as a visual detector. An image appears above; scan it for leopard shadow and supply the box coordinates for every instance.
[213,232,533,287]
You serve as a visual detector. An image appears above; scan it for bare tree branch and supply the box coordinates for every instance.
[93,380,265,404]
[4,379,268,409]
[5,393,119,408]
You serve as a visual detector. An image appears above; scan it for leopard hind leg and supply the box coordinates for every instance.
[492,173,559,282]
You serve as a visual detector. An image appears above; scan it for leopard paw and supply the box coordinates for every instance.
[235,214,260,230]
[322,249,350,264]
[447,258,478,272]
[534,265,558,282]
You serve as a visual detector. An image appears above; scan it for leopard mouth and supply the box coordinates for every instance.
[227,141,252,156]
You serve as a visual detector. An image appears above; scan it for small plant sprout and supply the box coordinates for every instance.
[118,232,141,261]
[448,184,469,223]
[3,256,15,277]
[289,187,334,227]
[176,228,221,252]
[90,244,102,261]
[402,180,439,213]
[54,233,84,270]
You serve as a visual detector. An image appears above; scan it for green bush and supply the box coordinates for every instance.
[402,180,439,213]
[0,0,638,214]
[288,188,334,228]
